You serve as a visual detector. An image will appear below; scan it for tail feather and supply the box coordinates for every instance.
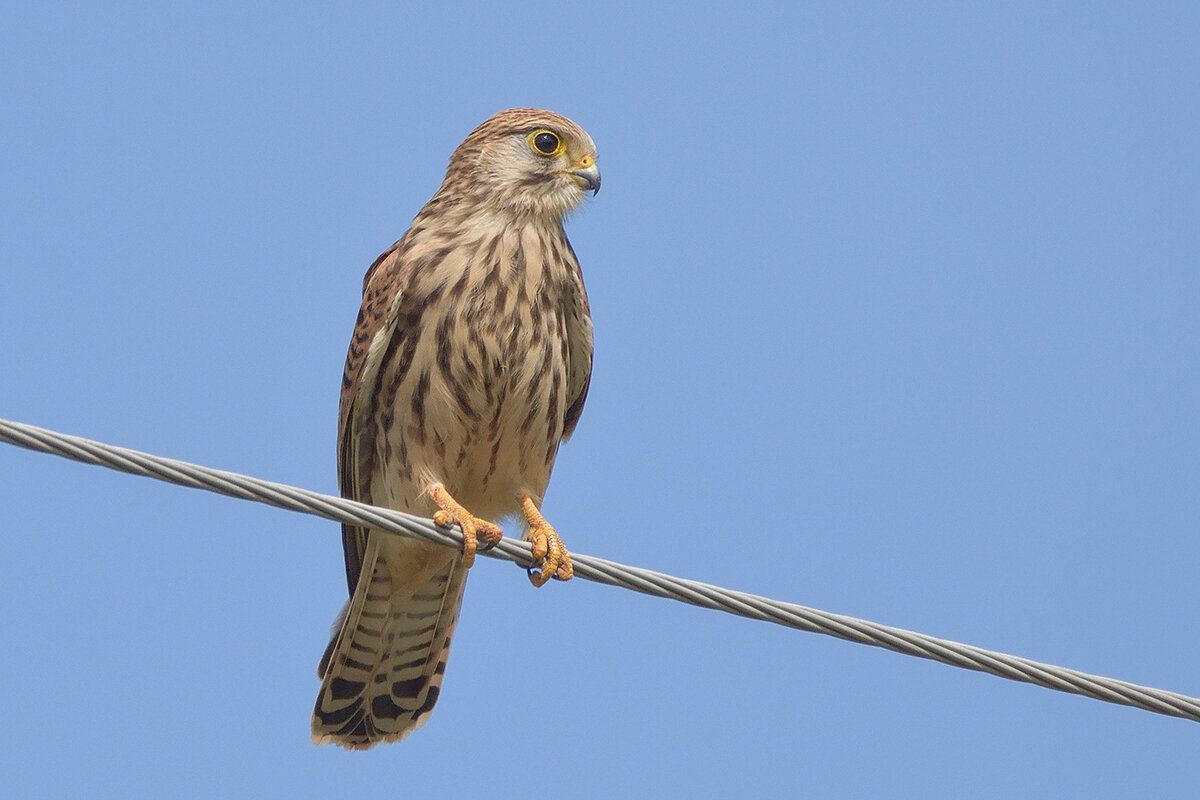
[312,536,466,749]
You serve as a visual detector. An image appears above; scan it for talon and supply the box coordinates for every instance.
[519,495,573,588]
[522,522,555,587]
[429,484,502,569]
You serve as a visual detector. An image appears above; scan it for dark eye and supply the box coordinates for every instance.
[532,131,560,155]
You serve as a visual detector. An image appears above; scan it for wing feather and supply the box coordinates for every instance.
[337,238,409,593]
[559,241,594,441]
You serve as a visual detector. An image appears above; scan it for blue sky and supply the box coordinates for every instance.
[2,2,1198,797]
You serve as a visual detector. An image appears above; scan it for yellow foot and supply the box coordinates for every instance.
[430,484,503,568]
[519,496,573,587]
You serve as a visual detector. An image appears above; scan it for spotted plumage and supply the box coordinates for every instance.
[312,108,599,749]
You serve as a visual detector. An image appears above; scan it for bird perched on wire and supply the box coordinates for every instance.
[312,108,600,749]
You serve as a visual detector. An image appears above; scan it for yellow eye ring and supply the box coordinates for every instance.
[528,129,564,156]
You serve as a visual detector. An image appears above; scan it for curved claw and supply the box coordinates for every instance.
[526,542,574,585]
[519,496,573,587]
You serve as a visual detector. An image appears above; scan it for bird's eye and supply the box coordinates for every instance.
[530,130,562,156]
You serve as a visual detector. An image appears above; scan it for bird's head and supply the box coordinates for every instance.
[442,108,600,222]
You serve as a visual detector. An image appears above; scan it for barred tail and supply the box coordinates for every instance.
[312,536,466,749]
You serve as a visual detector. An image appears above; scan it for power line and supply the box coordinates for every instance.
[2,415,1198,723]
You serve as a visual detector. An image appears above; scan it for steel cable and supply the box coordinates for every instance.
[2,416,1197,723]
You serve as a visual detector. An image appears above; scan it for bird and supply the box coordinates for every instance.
[312,108,599,749]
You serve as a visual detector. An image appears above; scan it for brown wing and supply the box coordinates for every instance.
[336,238,409,594]
[560,241,594,441]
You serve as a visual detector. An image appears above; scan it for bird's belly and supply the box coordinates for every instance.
[379,324,568,522]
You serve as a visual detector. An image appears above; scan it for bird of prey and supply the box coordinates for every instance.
[312,108,599,749]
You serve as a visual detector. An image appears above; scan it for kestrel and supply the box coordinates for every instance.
[312,108,599,749]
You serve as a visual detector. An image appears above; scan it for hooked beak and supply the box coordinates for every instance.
[570,159,601,196]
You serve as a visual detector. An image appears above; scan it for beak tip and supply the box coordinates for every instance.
[571,164,601,197]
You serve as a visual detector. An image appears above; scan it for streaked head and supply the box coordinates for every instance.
[442,108,600,221]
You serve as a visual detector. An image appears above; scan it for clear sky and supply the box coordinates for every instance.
[2,3,1198,797]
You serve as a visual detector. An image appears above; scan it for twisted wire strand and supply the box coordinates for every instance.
[1,415,1197,723]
